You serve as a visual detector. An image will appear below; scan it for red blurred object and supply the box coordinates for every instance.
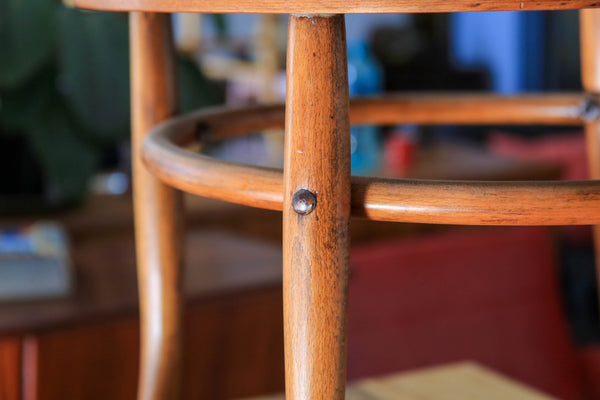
[347,227,591,399]
[384,131,417,176]
[488,131,588,181]
[578,345,600,399]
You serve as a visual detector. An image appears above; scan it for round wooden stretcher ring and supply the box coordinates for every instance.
[75,0,600,14]
[142,94,600,225]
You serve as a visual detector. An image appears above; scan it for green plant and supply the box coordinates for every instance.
[0,0,221,206]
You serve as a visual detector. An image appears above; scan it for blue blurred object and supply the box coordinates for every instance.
[0,223,72,301]
[451,11,545,93]
[348,41,383,175]
[0,229,34,254]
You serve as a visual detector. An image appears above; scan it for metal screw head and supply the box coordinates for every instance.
[582,97,600,122]
[292,189,317,215]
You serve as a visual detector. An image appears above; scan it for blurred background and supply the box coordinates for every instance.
[1,3,599,399]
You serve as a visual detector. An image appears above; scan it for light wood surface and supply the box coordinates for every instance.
[74,0,600,14]
[581,9,600,310]
[350,178,600,224]
[244,362,557,400]
[130,12,183,400]
[349,94,594,126]
[581,10,600,94]
[143,95,593,144]
[282,15,351,400]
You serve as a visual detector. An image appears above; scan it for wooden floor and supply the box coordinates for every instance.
[244,362,557,400]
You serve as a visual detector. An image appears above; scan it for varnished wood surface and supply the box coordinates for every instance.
[144,95,593,145]
[244,362,557,400]
[351,178,600,225]
[282,15,351,400]
[130,12,183,400]
[140,93,600,226]
[580,9,600,308]
[143,121,600,225]
[350,94,593,126]
[0,338,21,400]
[74,0,600,14]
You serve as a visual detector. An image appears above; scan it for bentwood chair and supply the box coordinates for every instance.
[72,1,600,399]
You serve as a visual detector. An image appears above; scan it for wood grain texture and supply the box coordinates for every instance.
[143,94,592,145]
[141,94,590,212]
[244,362,557,400]
[348,94,592,126]
[22,288,284,400]
[349,177,600,225]
[182,289,285,399]
[282,15,351,400]
[140,93,600,226]
[130,12,183,400]
[28,320,139,400]
[142,122,600,225]
[0,338,21,400]
[74,0,600,14]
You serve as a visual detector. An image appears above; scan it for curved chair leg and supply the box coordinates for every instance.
[283,14,351,400]
[130,12,184,400]
[581,10,600,308]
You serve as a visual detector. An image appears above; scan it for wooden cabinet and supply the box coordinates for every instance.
[0,197,287,400]
[7,288,284,400]
[0,339,21,400]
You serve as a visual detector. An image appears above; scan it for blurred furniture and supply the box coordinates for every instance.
[0,197,286,400]
[0,147,571,399]
[6,208,600,399]
[246,362,557,400]
[72,2,600,400]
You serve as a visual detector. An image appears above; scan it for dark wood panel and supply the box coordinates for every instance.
[0,338,21,400]
[182,288,284,399]
[29,287,284,400]
[32,319,139,400]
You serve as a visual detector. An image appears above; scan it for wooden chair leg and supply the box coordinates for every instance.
[130,12,184,400]
[581,10,600,308]
[283,14,351,400]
